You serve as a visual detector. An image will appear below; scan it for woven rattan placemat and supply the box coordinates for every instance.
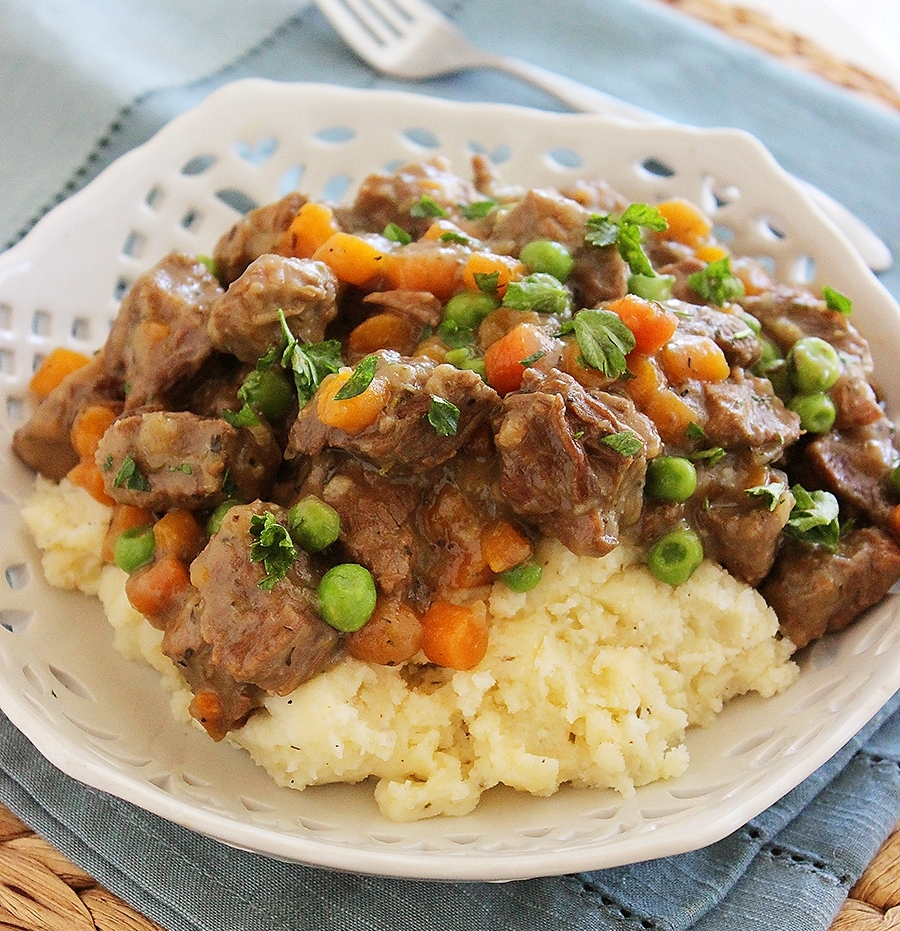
[2,2,899,929]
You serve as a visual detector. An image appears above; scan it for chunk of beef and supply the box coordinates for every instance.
[362,289,443,327]
[492,369,660,556]
[207,255,338,363]
[288,351,500,473]
[487,187,627,306]
[670,299,763,370]
[347,158,483,239]
[688,457,795,586]
[103,253,221,411]
[803,416,898,528]
[760,527,900,649]
[680,369,801,461]
[12,356,121,480]
[313,458,420,597]
[162,501,341,739]
[212,191,308,286]
[96,410,280,510]
[161,593,264,741]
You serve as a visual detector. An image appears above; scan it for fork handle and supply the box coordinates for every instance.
[488,53,668,125]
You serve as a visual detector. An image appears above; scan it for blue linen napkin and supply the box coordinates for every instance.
[3,1,900,928]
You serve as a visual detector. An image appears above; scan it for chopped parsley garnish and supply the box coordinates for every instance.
[222,404,260,428]
[688,446,726,466]
[746,481,788,511]
[249,511,298,590]
[685,422,706,441]
[222,468,237,498]
[823,286,853,315]
[560,308,636,378]
[473,270,501,293]
[585,203,668,278]
[519,350,546,367]
[784,485,841,551]
[502,273,573,316]
[334,354,378,400]
[113,455,151,492]
[460,199,497,220]
[687,257,745,306]
[439,230,471,245]
[383,222,412,245]
[410,195,448,218]
[278,310,342,408]
[426,395,460,436]
[600,430,643,456]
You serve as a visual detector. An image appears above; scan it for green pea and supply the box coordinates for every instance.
[499,560,543,592]
[442,290,499,329]
[647,528,704,586]
[114,525,155,574]
[645,456,697,503]
[206,499,239,535]
[786,336,842,394]
[239,367,294,422]
[317,563,377,632]
[789,391,836,434]
[754,335,782,371]
[519,239,574,282]
[627,273,675,302]
[288,496,341,552]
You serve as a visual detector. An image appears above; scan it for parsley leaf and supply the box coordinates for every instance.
[334,354,378,400]
[561,308,636,378]
[222,403,260,428]
[460,199,497,220]
[687,257,745,306]
[278,310,342,408]
[502,273,573,316]
[473,270,501,293]
[113,455,151,492]
[823,286,853,315]
[439,230,470,245]
[784,484,841,551]
[249,511,298,591]
[410,195,448,218]
[746,481,788,511]
[383,222,412,245]
[600,431,643,456]
[427,395,460,436]
[688,446,726,466]
[585,203,668,278]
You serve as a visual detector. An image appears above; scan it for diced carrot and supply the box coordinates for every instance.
[67,459,115,506]
[656,198,713,247]
[313,232,387,287]
[282,202,340,258]
[189,690,226,741]
[102,504,155,563]
[480,519,533,573]
[643,389,697,445]
[694,243,729,264]
[659,334,730,384]
[344,597,423,665]
[316,368,387,435]
[461,252,526,298]
[606,295,678,355]
[889,504,900,541]
[70,404,117,460]
[153,509,205,562]
[382,246,464,301]
[483,322,548,396]
[559,339,612,390]
[623,352,663,405]
[731,257,772,297]
[346,312,423,358]
[420,600,489,670]
[413,334,449,362]
[124,555,192,619]
[29,347,91,398]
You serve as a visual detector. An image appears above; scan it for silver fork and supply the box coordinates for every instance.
[313,0,892,273]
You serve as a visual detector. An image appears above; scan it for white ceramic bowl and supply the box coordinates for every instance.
[1,80,899,881]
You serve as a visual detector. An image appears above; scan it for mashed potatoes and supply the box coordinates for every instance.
[22,476,798,821]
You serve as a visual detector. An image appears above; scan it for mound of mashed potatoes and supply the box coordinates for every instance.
[22,476,798,821]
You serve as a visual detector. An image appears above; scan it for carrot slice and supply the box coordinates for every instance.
[29,347,91,398]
